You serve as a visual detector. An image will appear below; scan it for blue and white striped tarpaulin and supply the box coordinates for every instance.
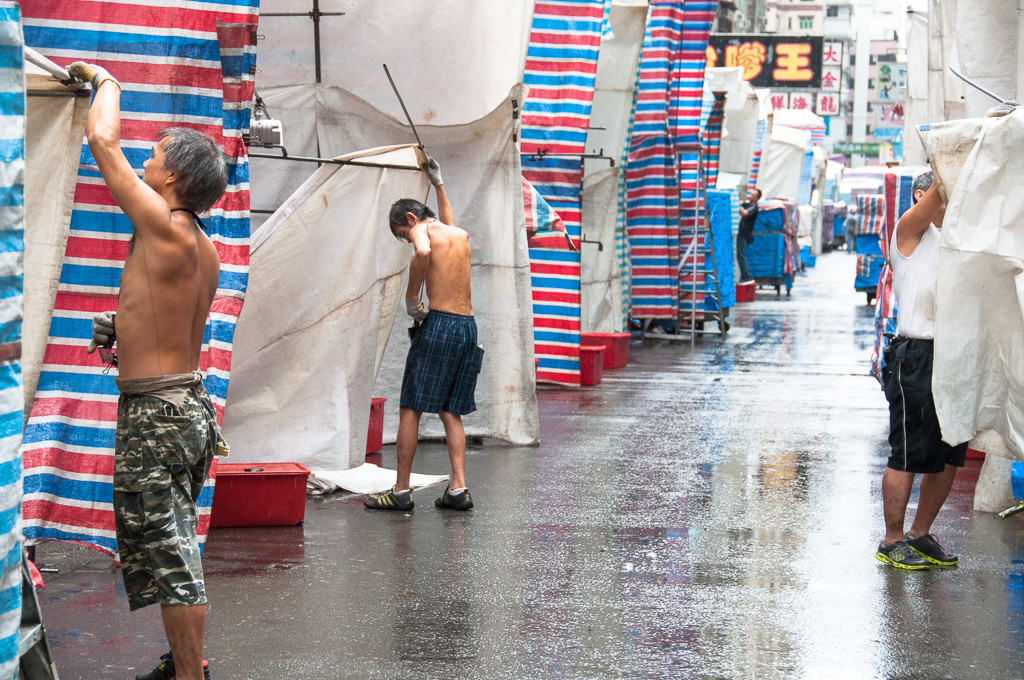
[0,3,25,676]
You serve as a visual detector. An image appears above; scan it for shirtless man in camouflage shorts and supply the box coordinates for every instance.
[68,62,227,680]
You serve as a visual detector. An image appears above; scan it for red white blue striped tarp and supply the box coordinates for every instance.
[856,194,885,236]
[523,177,574,251]
[20,1,257,557]
[747,118,768,192]
[0,4,25,674]
[701,91,726,187]
[522,0,604,385]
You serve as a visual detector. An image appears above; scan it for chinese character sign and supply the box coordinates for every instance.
[770,93,790,111]
[708,35,822,88]
[816,93,839,116]
[822,41,843,67]
[790,92,812,110]
[821,67,841,92]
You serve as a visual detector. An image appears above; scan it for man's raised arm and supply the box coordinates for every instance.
[68,63,173,240]
[422,157,455,225]
[896,182,943,257]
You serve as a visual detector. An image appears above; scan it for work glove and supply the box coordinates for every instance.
[422,157,443,187]
[66,62,121,91]
[405,297,429,321]
[986,99,1019,117]
[87,311,115,353]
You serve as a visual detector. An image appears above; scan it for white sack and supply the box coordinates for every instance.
[23,80,86,415]
[255,0,532,128]
[919,110,1024,461]
[580,168,624,332]
[586,1,648,173]
[223,145,428,470]
[757,125,810,203]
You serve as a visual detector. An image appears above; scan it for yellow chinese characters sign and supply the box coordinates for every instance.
[707,35,823,89]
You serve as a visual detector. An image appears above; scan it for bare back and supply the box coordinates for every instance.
[116,211,220,379]
[421,221,473,316]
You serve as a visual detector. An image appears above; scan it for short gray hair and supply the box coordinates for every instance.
[911,171,934,202]
[157,127,229,214]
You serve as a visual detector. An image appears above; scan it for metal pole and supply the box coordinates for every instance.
[313,0,322,83]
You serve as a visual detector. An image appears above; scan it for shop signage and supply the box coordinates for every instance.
[707,34,823,89]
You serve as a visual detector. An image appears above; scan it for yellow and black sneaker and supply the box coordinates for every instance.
[434,485,474,511]
[907,534,958,566]
[875,540,931,570]
[136,651,212,680]
[364,486,414,511]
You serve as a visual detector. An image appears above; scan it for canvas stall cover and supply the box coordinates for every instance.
[904,10,928,166]
[223,146,427,470]
[20,2,258,555]
[0,5,25,675]
[757,124,810,204]
[716,81,762,190]
[23,58,87,418]
[521,0,605,385]
[954,0,1019,119]
[582,0,648,333]
[920,112,1024,461]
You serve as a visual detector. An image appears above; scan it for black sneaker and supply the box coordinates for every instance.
[907,534,958,566]
[136,651,211,680]
[434,486,474,511]
[364,486,414,511]
[875,540,931,570]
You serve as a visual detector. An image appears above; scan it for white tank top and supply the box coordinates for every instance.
[890,221,940,339]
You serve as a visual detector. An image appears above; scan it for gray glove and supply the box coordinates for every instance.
[66,61,120,91]
[89,311,115,352]
[986,99,1019,117]
[422,157,443,187]
[405,297,429,321]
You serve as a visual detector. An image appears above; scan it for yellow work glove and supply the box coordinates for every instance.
[66,61,121,91]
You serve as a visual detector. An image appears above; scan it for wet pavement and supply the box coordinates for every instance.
[35,251,1024,679]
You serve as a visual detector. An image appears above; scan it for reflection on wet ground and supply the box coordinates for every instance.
[36,253,1024,679]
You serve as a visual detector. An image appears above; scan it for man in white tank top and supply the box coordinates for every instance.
[876,172,968,570]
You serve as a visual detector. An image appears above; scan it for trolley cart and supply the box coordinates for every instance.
[748,200,799,296]
[854,195,885,304]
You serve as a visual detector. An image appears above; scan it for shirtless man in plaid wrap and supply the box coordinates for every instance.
[366,158,483,512]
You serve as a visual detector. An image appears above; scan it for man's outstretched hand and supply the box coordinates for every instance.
[422,157,443,187]
[406,297,429,321]
[986,99,1019,118]
[66,62,121,91]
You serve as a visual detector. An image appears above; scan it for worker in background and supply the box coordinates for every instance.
[365,158,483,512]
[736,188,761,283]
[68,60,226,680]
[876,171,966,570]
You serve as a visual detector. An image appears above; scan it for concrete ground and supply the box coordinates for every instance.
[34,251,1024,679]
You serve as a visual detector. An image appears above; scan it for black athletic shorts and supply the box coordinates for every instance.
[881,337,967,474]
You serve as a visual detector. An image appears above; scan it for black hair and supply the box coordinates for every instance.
[388,199,435,238]
[911,172,934,203]
[157,127,228,214]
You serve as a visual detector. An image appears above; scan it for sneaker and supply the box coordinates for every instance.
[434,486,474,511]
[136,652,211,680]
[364,486,414,511]
[907,534,959,566]
[875,540,931,570]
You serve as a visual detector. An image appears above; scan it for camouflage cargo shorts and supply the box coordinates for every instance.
[113,382,218,611]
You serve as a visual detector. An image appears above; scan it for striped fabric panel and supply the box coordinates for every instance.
[856,194,885,236]
[0,4,24,675]
[676,0,716,313]
[700,92,726,199]
[625,1,682,319]
[747,118,768,192]
[20,0,257,556]
[522,0,604,385]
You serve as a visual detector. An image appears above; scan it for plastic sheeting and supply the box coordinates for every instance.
[717,80,765,191]
[0,6,25,676]
[242,86,539,454]
[581,168,625,332]
[23,63,86,416]
[222,146,428,470]
[920,111,1024,461]
[757,125,810,203]
[954,0,1018,119]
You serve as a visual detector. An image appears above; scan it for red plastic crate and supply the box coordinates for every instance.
[736,281,756,303]
[579,346,604,386]
[966,447,986,460]
[580,332,630,369]
[366,397,387,454]
[210,462,310,528]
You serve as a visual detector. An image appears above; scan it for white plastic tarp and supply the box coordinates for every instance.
[904,10,929,165]
[580,168,624,332]
[22,60,86,415]
[918,112,1024,461]
[757,125,810,203]
[223,145,428,470]
[954,0,1019,118]
[717,79,762,190]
